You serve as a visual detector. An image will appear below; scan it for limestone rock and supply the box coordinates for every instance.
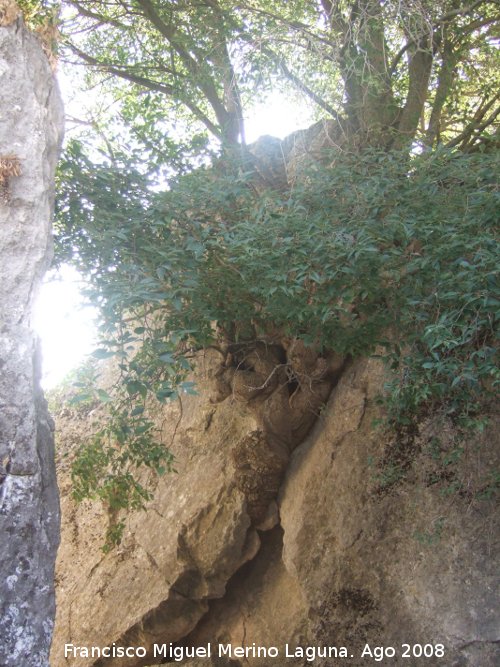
[0,17,63,667]
[180,527,309,666]
[231,430,288,524]
[174,359,499,667]
[54,344,499,667]
[246,119,346,190]
[51,352,263,667]
[280,357,500,666]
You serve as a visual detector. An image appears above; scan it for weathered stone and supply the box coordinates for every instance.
[51,352,262,667]
[280,358,500,666]
[231,430,288,524]
[181,527,309,667]
[49,115,498,665]
[0,16,63,667]
[55,350,500,667]
[170,359,499,667]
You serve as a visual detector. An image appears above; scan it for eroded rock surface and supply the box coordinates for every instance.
[54,353,499,667]
[181,358,499,667]
[280,359,500,666]
[52,352,261,667]
[0,16,63,667]
[51,121,497,667]
[52,339,340,666]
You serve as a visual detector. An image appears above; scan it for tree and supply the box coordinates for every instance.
[61,0,499,154]
[54,0,499,547]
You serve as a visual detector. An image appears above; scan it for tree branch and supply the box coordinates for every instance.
[135,0,236,142]
[69,44,222,139]
[68,1,129,31]
[390,1,498,75]
[394,37,433,147]
[355,0,397,133]
[435,0,498,27]
[234,1,336,49]
[446,92,500,149]
[425,41,460,147]
[256,42,343,122]
[229,20,343,122]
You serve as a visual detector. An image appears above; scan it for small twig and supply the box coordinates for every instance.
[169,395,184,450]
[241,363,289,392]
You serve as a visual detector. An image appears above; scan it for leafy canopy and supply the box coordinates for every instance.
[60,0,500,157]
[52,0,500,546]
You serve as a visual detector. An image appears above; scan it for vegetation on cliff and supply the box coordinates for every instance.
[46,1,499,543]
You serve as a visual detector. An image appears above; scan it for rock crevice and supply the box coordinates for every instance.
[53,351,499,667]
[50,124,498,665]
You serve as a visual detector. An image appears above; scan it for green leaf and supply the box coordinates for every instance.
[91,348,116,360]
[181,381,198,396]
[126,381,148,399]
[97,389,112,402]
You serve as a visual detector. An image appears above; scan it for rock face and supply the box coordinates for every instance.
[179,359,499,667]
[53,350,499,666]
[0,16,63,667]
[281,359,499,666]
[52,352,260,667]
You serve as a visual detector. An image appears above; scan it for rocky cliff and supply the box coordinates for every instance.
[0,13,63,667]
[52,348,499,666]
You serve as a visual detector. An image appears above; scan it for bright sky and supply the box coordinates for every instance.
[34,82,313,389]
[34,266,98,389]
[245,96,312,143]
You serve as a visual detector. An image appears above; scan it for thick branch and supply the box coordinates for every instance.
[320,0,334,19]
[69,45,222,139]
[203,0,247,144]
[320,0,349,35]
[425,41,460,147]
[355,0,396,133]
[339,43,364,133]
[393,38,433,148]
[358,0,390,81]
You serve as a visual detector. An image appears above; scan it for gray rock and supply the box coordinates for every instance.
[0,17,63,667]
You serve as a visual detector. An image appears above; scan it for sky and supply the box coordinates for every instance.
[34,266,98,389]
[34,67,313,389]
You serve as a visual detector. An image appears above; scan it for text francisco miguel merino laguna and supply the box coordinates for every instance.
[64,642,353,661]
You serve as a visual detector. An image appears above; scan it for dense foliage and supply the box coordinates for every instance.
[57,146,500,415]
[56,144,499,544]
[46,0,500,545]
